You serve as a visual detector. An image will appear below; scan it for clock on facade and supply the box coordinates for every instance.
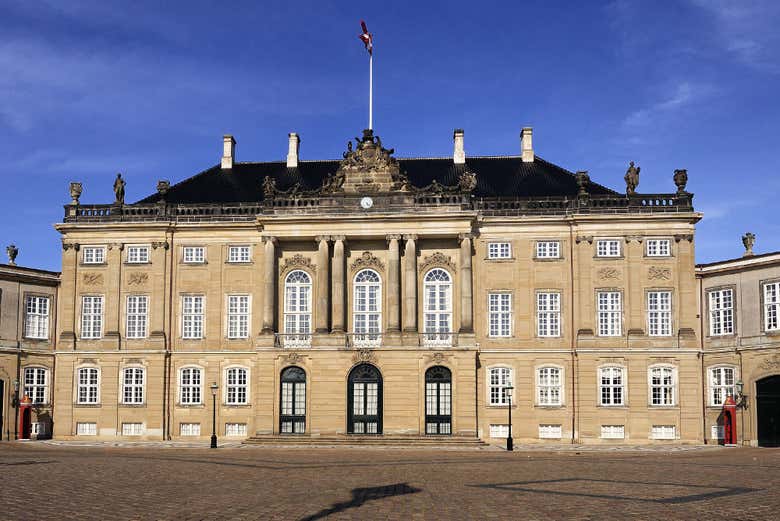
[360,197,373,209]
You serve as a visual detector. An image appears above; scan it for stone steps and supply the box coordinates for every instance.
[243,434,490,448]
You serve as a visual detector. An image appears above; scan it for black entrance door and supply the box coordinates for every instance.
[425,366,452,435]
[757,375,780,447]
[348,364,382,434]
[280,367,306,434]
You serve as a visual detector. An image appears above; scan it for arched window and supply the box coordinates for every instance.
[488,366,512,406]
[425,366,452,434]
[353,269,382,347]
[649,366,676,406]
[122,367,145,404]
[226,367,248,405]
[599,366,624,406]
[77,367,100,404]
[423,269,452,346]
[24,367,48,404]
[284,270,312,347]
[537,366,562,406]
[179,366,203,405]
[280,366,306,434]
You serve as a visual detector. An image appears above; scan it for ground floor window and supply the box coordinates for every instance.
[651,425,676,440]
[600,425,625,439]
[122,423,144,436]
[226,423,247,437]
[489,424,509,438]
[180,423,200,436]
[76,422,97,436]
[539,424,562,439]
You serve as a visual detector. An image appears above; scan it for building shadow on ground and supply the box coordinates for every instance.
[300,482,421,521]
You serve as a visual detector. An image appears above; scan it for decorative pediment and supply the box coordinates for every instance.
[280,254,315,277]
[350,251,385,273]
[352,349,377,365]
[419,252,457,274]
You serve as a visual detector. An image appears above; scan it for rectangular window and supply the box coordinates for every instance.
[650,366,675,406]
[82,247,105,264]
[647,291,672,336]
[646,239,671,257]
[764,282,780,331]
[537,367,562,406]
[31,422,46,436]
[225,423,247,436]
[596,239,621,257]
[711,425,724,440]
[539,424,562,439]
[182,295,204,339]
[180,367,202,405]
[180,423,201,436]
[126,245,150,264]
[183,246,205,264]
[24,296,50,339]
[536,241,560,259]
[77,367,100,404]
[122,367,145,404]
[24,367,48,404]
[228,246,251,263]
[489,367,512,406]
[597,291,622,336]
[709,367,735,406]
[600,425,625,439]
[226,367,248,405]
[122,423,144,436]
[80,296,104,339]
[488,293,512,337]
[489,424,509,438]
[651,425,676,440]
[76,422,97,436]
[537,292,561,337]
[227,295,250,339]
[126,295,148,339]
[708,289,734,336]
[600,367,624,406]
[487,242,512,259]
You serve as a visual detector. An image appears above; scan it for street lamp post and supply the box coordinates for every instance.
[210,382,219,449]
[505,385,514,451]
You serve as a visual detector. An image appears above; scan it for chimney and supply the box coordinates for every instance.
[221,135,236,169]
[287,132,300,168]
[520,127,534,162]
[453,129,465,164]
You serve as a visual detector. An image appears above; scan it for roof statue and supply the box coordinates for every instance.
[329,129,409,193]
[6,244,18,266]
[624,161,640,195]
[69,182,83,205]
[262,176,277,199]
[673,169,688,194]
[742,232,756,257]
[113,173,126,205]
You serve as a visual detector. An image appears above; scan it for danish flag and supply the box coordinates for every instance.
[359,20,373,55]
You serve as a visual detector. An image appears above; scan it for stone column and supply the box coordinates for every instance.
[459,233,474,333]
[386,234,402,332]
[402,234,418,332]
[262,236,277,334]
[315,236,330,333]
[331,236,346,333]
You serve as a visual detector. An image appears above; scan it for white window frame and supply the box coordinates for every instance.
[23,367,48,405]
[596,239,621,258]
[24,295,50,339]
[539,424,562,439]
[76,366,100,405]
[708,366,736,406]
[228,245,252,263]
[121,366,145,405]
[225,423,247,436]
[182,295,205,339]
[537,292,561,337]
[646,238,671,257]
[225,366,249,405]
[76,422,97,436]
[82,246,106,264]
[180,423,201,436]
[126,295,149,339]
[182,246,206,264]
[126,245,150,264]
[764,281,780,331]
[536,241,561,259]
[489,424,510,438]
[600,425,625,439]
[488,292,512,337]
[708,288,734,336]
[651,425,676,440]
[599,366,625,406]
[487,242,512,259]
[647,290,672,337]
[227,294,250,339]
[283,270,313,347]
[536,366,563,406]
[648,365,676,406]
[597,291,622,336]
[487,366,513,406]
[80,295,104,339]
[122,423,144,436]
[353,269,382,347]
[179,366,203,405]
[423,268,453,346]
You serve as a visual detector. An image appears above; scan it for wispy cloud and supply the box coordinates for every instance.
[622,82,704,128]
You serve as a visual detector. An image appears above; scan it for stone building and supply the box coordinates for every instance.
[51,127,704,444]
[697,236,780,447]
[0,247,59,440]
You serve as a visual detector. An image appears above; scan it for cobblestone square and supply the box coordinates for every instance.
[1,443,779,520]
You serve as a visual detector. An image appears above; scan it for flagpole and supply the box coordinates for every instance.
[369,52,373,131]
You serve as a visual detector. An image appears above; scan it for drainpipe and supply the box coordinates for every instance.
[568,221,576,444]
[14,280,22,440]
[698,274,707,444]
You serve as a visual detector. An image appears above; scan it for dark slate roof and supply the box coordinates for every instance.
[138,156,617,204]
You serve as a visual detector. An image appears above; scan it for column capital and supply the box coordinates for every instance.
[458,232,475,242]
[386,234,402,242]
[402,234,418,242]
[331,235,346,242]
[261,235,278,245]
[315,235,331,244]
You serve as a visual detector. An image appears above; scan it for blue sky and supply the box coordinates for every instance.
[1,0,779,271]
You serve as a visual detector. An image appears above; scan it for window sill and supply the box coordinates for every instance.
[80,263,108,267]
[533,257,564,262]
[593,256,624,260]
[484,257,515,262]
[647,405,678,410]
[223,404,252,408]
[73,403,101,408]
[176,404,205,408]
[119,403,147,408]
[534,405,565,409]
[225,261,254,266]
[180,262,208,266]
[124,262,151,266]
[596,405,628,409]
[486,404,517,409]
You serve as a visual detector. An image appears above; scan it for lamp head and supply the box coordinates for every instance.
[210,382,219,396]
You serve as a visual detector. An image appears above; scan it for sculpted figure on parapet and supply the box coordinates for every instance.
[624,161,640,195]
[113,173,126,204]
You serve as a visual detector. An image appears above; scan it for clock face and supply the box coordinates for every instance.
[360,196,374,209]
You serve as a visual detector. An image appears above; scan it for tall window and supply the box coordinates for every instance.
[647,291,672,336]
[764,282,780,331]
[646,239,671,257]
[423,269,452,345]
[488,367,512,406]
[597,291,622,336]
[284,270,312,346]
[649,366,675,406]
[280,366,306,434]
[183,246,205,264]
[77,367,100,404]
[488,293,512,337]
[228,245,251,263]
[122,367,145,404]
[180,367,202,405]
[227,295,250,339]
[182,295,204,339]
[536,241,560,259]
[596,239,620,257]
[24,296,50,339]
[537,367,562,406]
[537,292,561,337]
[24,367,47,404]
[353,269,381,347]
[82,246,105,264]
[226,367,248,405]
[709,289,734,336]
[599,366,624,406]
[709,366,735,406]
[126,245,149,264]
[81,296,104,339]
[126,295,148,339]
